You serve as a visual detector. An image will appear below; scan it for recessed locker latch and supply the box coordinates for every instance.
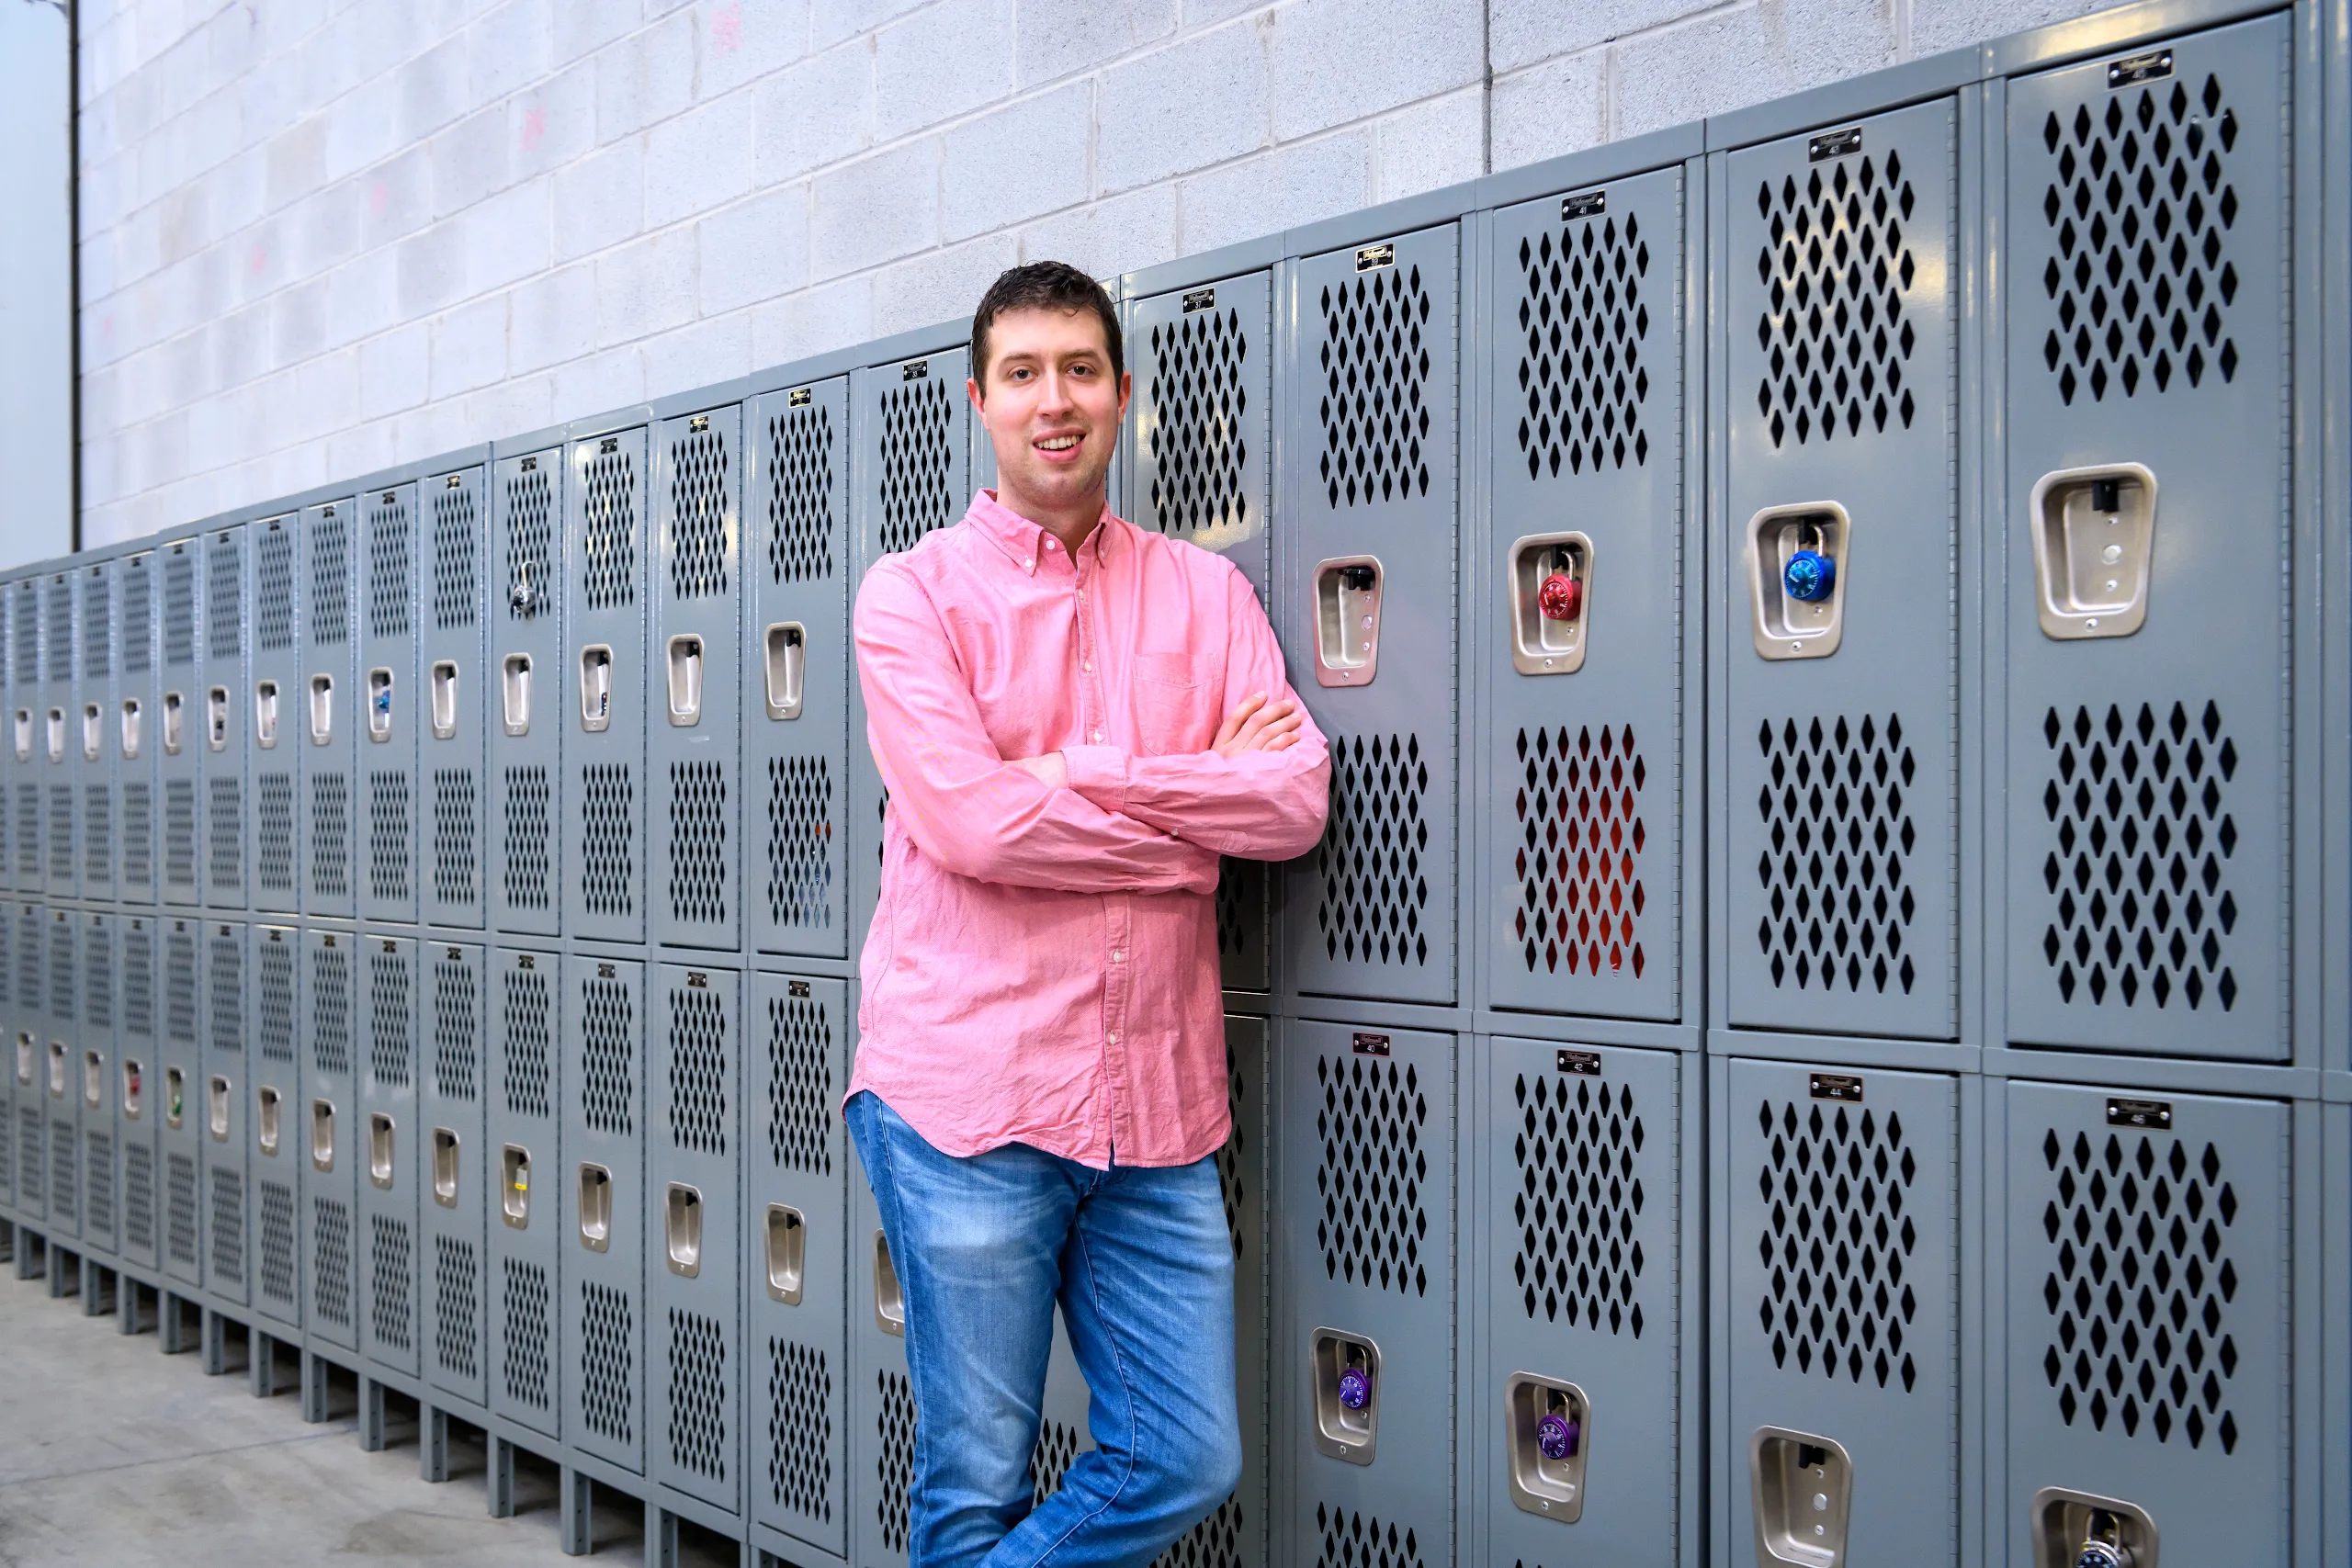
[429,661,459,739]
[310,1099,336,1170]
[1746,503,1851,660]
[12,707,30,761]
[576,1163,612,1251]
[873,1231,907,1336]
[367,668,395,742]
[1506,533,1595,675]
[665,635,704,727]
[663,1182,704,1277]
[2029,1487,2158,1568]
[306,675,334,746]
[500,1145,531,1227]
[254,681,280,748]
[256,1086,281,1156]
[83,1048,105,1109]
[206,689,231,751]
[1312,558,1384,686]
[46,706,66,762]
[1749,1427,1853,1567]
[164,1065,185,1128]
[161,692,185,755]
[15,1031,33,1088]
[1504,1373,1592,1522]
[763,624,806,721]
[120,698,142,759]
[431,1128,461,1207]
[500,655,532,735]
[47,1042,66,1098]
[206,1073,232,1140]
[577,645,613,733]
[764,1204,806,1303]
[1309,1329,1382,1465]
[81,704,103,761]
[367,1112,396,1189]
[2029,464,2157,640]
[122,1059,143,1118]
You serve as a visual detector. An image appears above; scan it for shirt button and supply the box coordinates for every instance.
[1081,661,1092,673]
[1107,1032,1118,1044]
[1046,539,1057,550]
[1111,950,1125,963]
[1090,729,1103,742]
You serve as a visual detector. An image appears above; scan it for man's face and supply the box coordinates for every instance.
[971,306,1128,518]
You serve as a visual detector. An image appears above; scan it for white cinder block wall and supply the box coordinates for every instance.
[74,0,2111,546]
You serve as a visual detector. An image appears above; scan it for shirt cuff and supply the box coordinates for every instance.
[1059,745,1130,815]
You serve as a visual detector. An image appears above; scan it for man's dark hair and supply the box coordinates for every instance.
[971,262,1124,389]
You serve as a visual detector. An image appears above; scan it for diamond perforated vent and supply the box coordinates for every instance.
[309,512,348,646]
[310,773,350,899]
[877,373,957,555]
[165,1150,197,1265]
[370,1214,413,1351]
[668,761,728,926]
[502,1258,552,1411]
[51,1113,77,1223]
[502,965,552,1121]
[125,1142,155,1252]
[2038,71,2245,402]
[581,974,634,1136]
[19,1107,45,1210]
[368,948,413,1089]
[502,765,551,910]
[1315,1053,1430,1295]
[669,1309,729,1480]
[165,927,196,1044]
[208,778,243,892]
[1514,724,1648,977]
[51,784,74,883]
[17,785,40,881]
[1757,1097,1921,1390]
[668,426,730,599]
[669,984,728,1155]
[255,525,295,652]
[768,401,836,581]
[82,571,111,679]
[313,1196,353,1326]
[368,773,413,902]
[432,770,479,908]
[1028,1417,1081,1506]
[1513,1070,1648,1331]
[503,464,555,622]
[209,1165,244,1285]
[263,1182,302,1308]
[1756,714,1919,993]
[311,941,352,1077]
[85,784,114,886]
[367,491,413,637]
[2039,701,2240,1011]
[1216,1035,1250,1258]
[85,923,117,1032]
[580,446,639,609]
[434,1235,481,1382]
[1314,1506,1426,1568]
[432,479,479,628]
[432,954,478,1102]
[258,939,295,1063]
[163,551,196,667]
[580,1280,635,1443]
[86,1131,115,1238]
[1153,1494,1247,1568]
[1317,264,1433,507]
[1317,733,1431,966]
[1518,209,1654,477]
[1755,148,1920,446]
[257,773,294,895]
[767,1338,833,1519]
[580,763,636,919]
[123,782,153,890]
[1147,304,1251,534]
[765,755,833,930]
[123,559,153,673]
[164,780,196,890]
[877,1370,918,1554]
[123,924,154,1041]
[765,991,832,1176]
[208,929,243,1055]
[2036,1125,2244,1450]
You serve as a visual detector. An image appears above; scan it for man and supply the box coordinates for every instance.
[846,260,1330,1568]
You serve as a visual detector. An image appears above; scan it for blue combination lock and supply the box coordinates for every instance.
[1783,548,1835,603]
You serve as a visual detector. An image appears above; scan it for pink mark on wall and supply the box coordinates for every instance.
[370,179,389,214]
[247,243,267,276]
[522,103,547,152]
[711,3,742,54]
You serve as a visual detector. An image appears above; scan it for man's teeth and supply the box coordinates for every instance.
[1038,434,1079,450]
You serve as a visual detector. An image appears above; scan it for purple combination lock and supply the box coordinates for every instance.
[1336,1367,1373,1412]
[1537,1412,1579,1461]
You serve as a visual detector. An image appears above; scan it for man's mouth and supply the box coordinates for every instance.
[1035,433,1082,453]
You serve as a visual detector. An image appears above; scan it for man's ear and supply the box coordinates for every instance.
[967,376,987,428]
[1116,369,1132,422]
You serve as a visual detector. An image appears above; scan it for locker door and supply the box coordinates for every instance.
[118,550,160,905]
[159,915,201,1286]
[848,1139,917,1568]
[421,468,489,929]
[12,906,41,1224]
[2000,16,2294,1060]
[650,962,742,1513]
[201,919,248,1306]
[1126,274,1276,992]
[748,972,850,1559]
[1723,101,1962,1038]
[301,924,359,1350]
[421,941,490,1406]
[79,561,116,904]
[2001,1082,2289,1567]
[567,429,650,947]
[301,502,357,919]
[251,513,300,914]
[251,922,302,1333]
[486,945,561,1438]
[747,380,851,962]
[43,570,74,899]
[0,901,13,1215]
[116,913,159,1270]
[1487,170,1690,1021]
[359,487,421,925]
[1281,229,1462,1006]
[42,907,76,1237]
[359,933,422,1376]
[489,450,563,937]
[652,407,743,953]
[0,575,14,898]
[202,528,247,911]
[561,953,644,1472]
[848,346,973,959]
[1724,1059,1960,1566]
[158,540,201,907]
[79,911,116,1260]
[1278,1020,1456,1567]
[1480,1038,1685,1562]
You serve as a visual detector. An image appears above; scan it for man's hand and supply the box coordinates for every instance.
[1007,752,1069,788]
[1213,692,1304,759]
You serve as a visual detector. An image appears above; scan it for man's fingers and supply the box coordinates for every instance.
[1213,693,1265,750]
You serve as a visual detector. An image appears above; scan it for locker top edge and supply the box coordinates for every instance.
[1476,120,1707,212]
[1984,0,2295,74]
[1282,173,1483,258]
[1702,40,1983,152]
[1119,232,1290,304]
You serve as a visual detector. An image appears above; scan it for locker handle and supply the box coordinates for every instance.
[161,692,185,755]
[762,623,806,721]
[663,1182,703,1278]
[873,1230,906,1336]
[47,1041,67,1098]
[1310,556,1384,687]
[122,1058,143,1119]
[84,1048,104,1109]
[1745,502,1850,660]
[763,1204,806,1304]
[499,1145,530,1227]
[1505,533,1595,676]
[366,667,395,742]
[14,1031,32,1087]
[207,1073,232,1140]
[2029,462,2158,640]
[11,707,28,762]
[665,635,704,727]
[81,703,103,761]
[206,688,231,751]
[430,1128,460,1208]
[1748,1427,1851,1568]
[311,1099,335,1171]
[120,698,142,760]
[254,680,280,749]
[307,675,334,746]
[46,706,66,762]
[500,654,532,736]
[2029,1488,2157,1568]
[367,1112,395,1189]
[1504,1373,1592,1523]
[429,660,459,739]
[1308,1329,1382,1465]
[576,1163,611,1251]
[576,645,613,733]
[256,1086,281,1156]
[164,1066,185,1128]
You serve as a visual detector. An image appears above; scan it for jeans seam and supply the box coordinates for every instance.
[1026,1203,1143,1565]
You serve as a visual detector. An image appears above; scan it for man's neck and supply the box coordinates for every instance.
[995,481,1106,558]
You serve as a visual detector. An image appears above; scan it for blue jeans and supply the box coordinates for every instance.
[845,1091,1241,1568]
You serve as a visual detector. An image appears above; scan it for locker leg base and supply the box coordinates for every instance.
[560,1467,592,1556]
[46,1246,76,1298]
[300,1350,333,1423]
[79,1258,109,1315]
[646,1505,677,1568]
[12,1229,40,1280]
[358,1376,387,1451]
[420,1405,450,1483]
[250,1330,291,1398]
[485,1433,516,1518]
[117,1276,150,1335]
[199,1308,237,1377]
[159,1291,197,1354]
[0,1217,13,1264]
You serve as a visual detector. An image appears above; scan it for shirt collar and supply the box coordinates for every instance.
[966,491,1119,574]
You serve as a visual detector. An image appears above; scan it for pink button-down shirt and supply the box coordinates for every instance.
[847,492,1329,1168]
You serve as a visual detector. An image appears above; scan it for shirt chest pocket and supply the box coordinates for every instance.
[1130,651,1218,758]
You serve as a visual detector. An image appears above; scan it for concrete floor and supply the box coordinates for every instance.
[0,1245,626,1565]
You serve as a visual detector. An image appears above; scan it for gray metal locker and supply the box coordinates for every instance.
[301,501,357,919]
[652,406,743,953]
[748,971,850,1562]
[250,922,302,1334]
[13,578,45,898]
[650,961,741,1514]
[1999,1081,2290,1568]
[78,910,116,1261]
[118,549,159,906]
[848,344,974,958]
[202,527,247,912]
[0,898,14,1218]
[421,939,489,1406]
[422,467,489,930]
[302,922,359,1351]
[1486,168,1692,1021]
[115,912,159,1271]
[848,1138,916,1568]
[200,919,248,1306]
[1719,100,1962,1039]
[11,904,40,1226]
[359,931,422,1375]
[748,381,850,963]
[486,943,560,1438]
[1280,229,1462,1006]
[41,906,76,1237]
[1999,16,2294,1061]
[1478,1037,1685,1562]
[360,487,420,925]
[78,558,116,905]
[560,951,643,1472]
[158,538,201,908]
[1723,1058,1959,1567]
[251,512,301,914]
[0,572,15,898]
[1126,273,1276,992]
[490,448,563,937]
[1276,1019,1455,1568]
[1179,1011,1270,1568]
[159,914,202,1287]
[42,570,74,900]
[565,426,650,947]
